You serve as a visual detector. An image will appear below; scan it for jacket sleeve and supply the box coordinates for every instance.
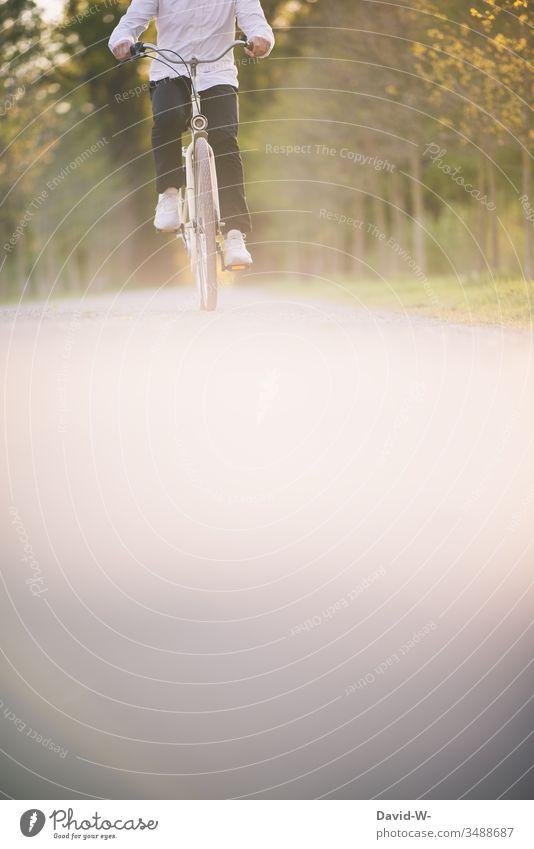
[108,0,158,51]
[236,0,275,56]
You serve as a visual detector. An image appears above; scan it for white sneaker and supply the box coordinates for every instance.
[154,187,181,232]
[223,229,252,269]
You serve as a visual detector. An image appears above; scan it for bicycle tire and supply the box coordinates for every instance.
[193,137,218,311]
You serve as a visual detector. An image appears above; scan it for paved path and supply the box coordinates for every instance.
[1,286,533,798]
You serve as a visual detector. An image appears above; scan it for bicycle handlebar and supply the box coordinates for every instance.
[129,37,253,65]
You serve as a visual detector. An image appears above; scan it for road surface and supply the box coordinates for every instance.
[1,284,533,799]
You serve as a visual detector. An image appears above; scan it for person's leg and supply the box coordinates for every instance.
[200,85,252,234]
[150,76,191,193]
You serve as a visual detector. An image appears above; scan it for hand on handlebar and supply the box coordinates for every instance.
[111,39,134,61]
[244,36,271,58]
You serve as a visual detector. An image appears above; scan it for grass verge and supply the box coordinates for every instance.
[258,274,534,329]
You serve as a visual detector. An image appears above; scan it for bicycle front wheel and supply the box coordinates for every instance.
[193,137,218,311]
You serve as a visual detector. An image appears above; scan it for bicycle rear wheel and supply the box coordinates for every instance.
[193,137,218,311]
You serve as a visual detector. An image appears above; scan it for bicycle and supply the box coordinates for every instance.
[124,37,254,311]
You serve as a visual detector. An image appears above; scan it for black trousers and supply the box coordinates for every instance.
[150,77,252,234]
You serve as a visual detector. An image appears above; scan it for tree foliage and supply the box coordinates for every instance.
[1,0,532,298]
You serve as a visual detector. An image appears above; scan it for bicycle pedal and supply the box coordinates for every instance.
[227,264,250,271]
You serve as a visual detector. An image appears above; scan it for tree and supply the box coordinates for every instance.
[0,0,57,295]
[411,0,533,278]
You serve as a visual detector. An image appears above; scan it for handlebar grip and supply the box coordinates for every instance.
[130,41,145,57]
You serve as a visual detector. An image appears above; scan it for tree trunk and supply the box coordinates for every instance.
[522,144,532,282]
[477,156,487,275]
[486,159,499,274]
[14,236,27,298]
[352,190,365,279]
[370,190,388,279]
[391,169,405,277]
[409,147,426,276]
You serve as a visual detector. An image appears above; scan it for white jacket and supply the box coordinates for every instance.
[108,0,275,90]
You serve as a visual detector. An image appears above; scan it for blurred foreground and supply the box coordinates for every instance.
[1,285,533,799]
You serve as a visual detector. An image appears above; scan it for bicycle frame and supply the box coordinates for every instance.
[183,56,222,232]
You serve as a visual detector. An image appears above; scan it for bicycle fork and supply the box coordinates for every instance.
[180,138,229,270]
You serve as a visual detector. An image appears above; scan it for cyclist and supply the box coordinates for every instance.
[109,0,275,268]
